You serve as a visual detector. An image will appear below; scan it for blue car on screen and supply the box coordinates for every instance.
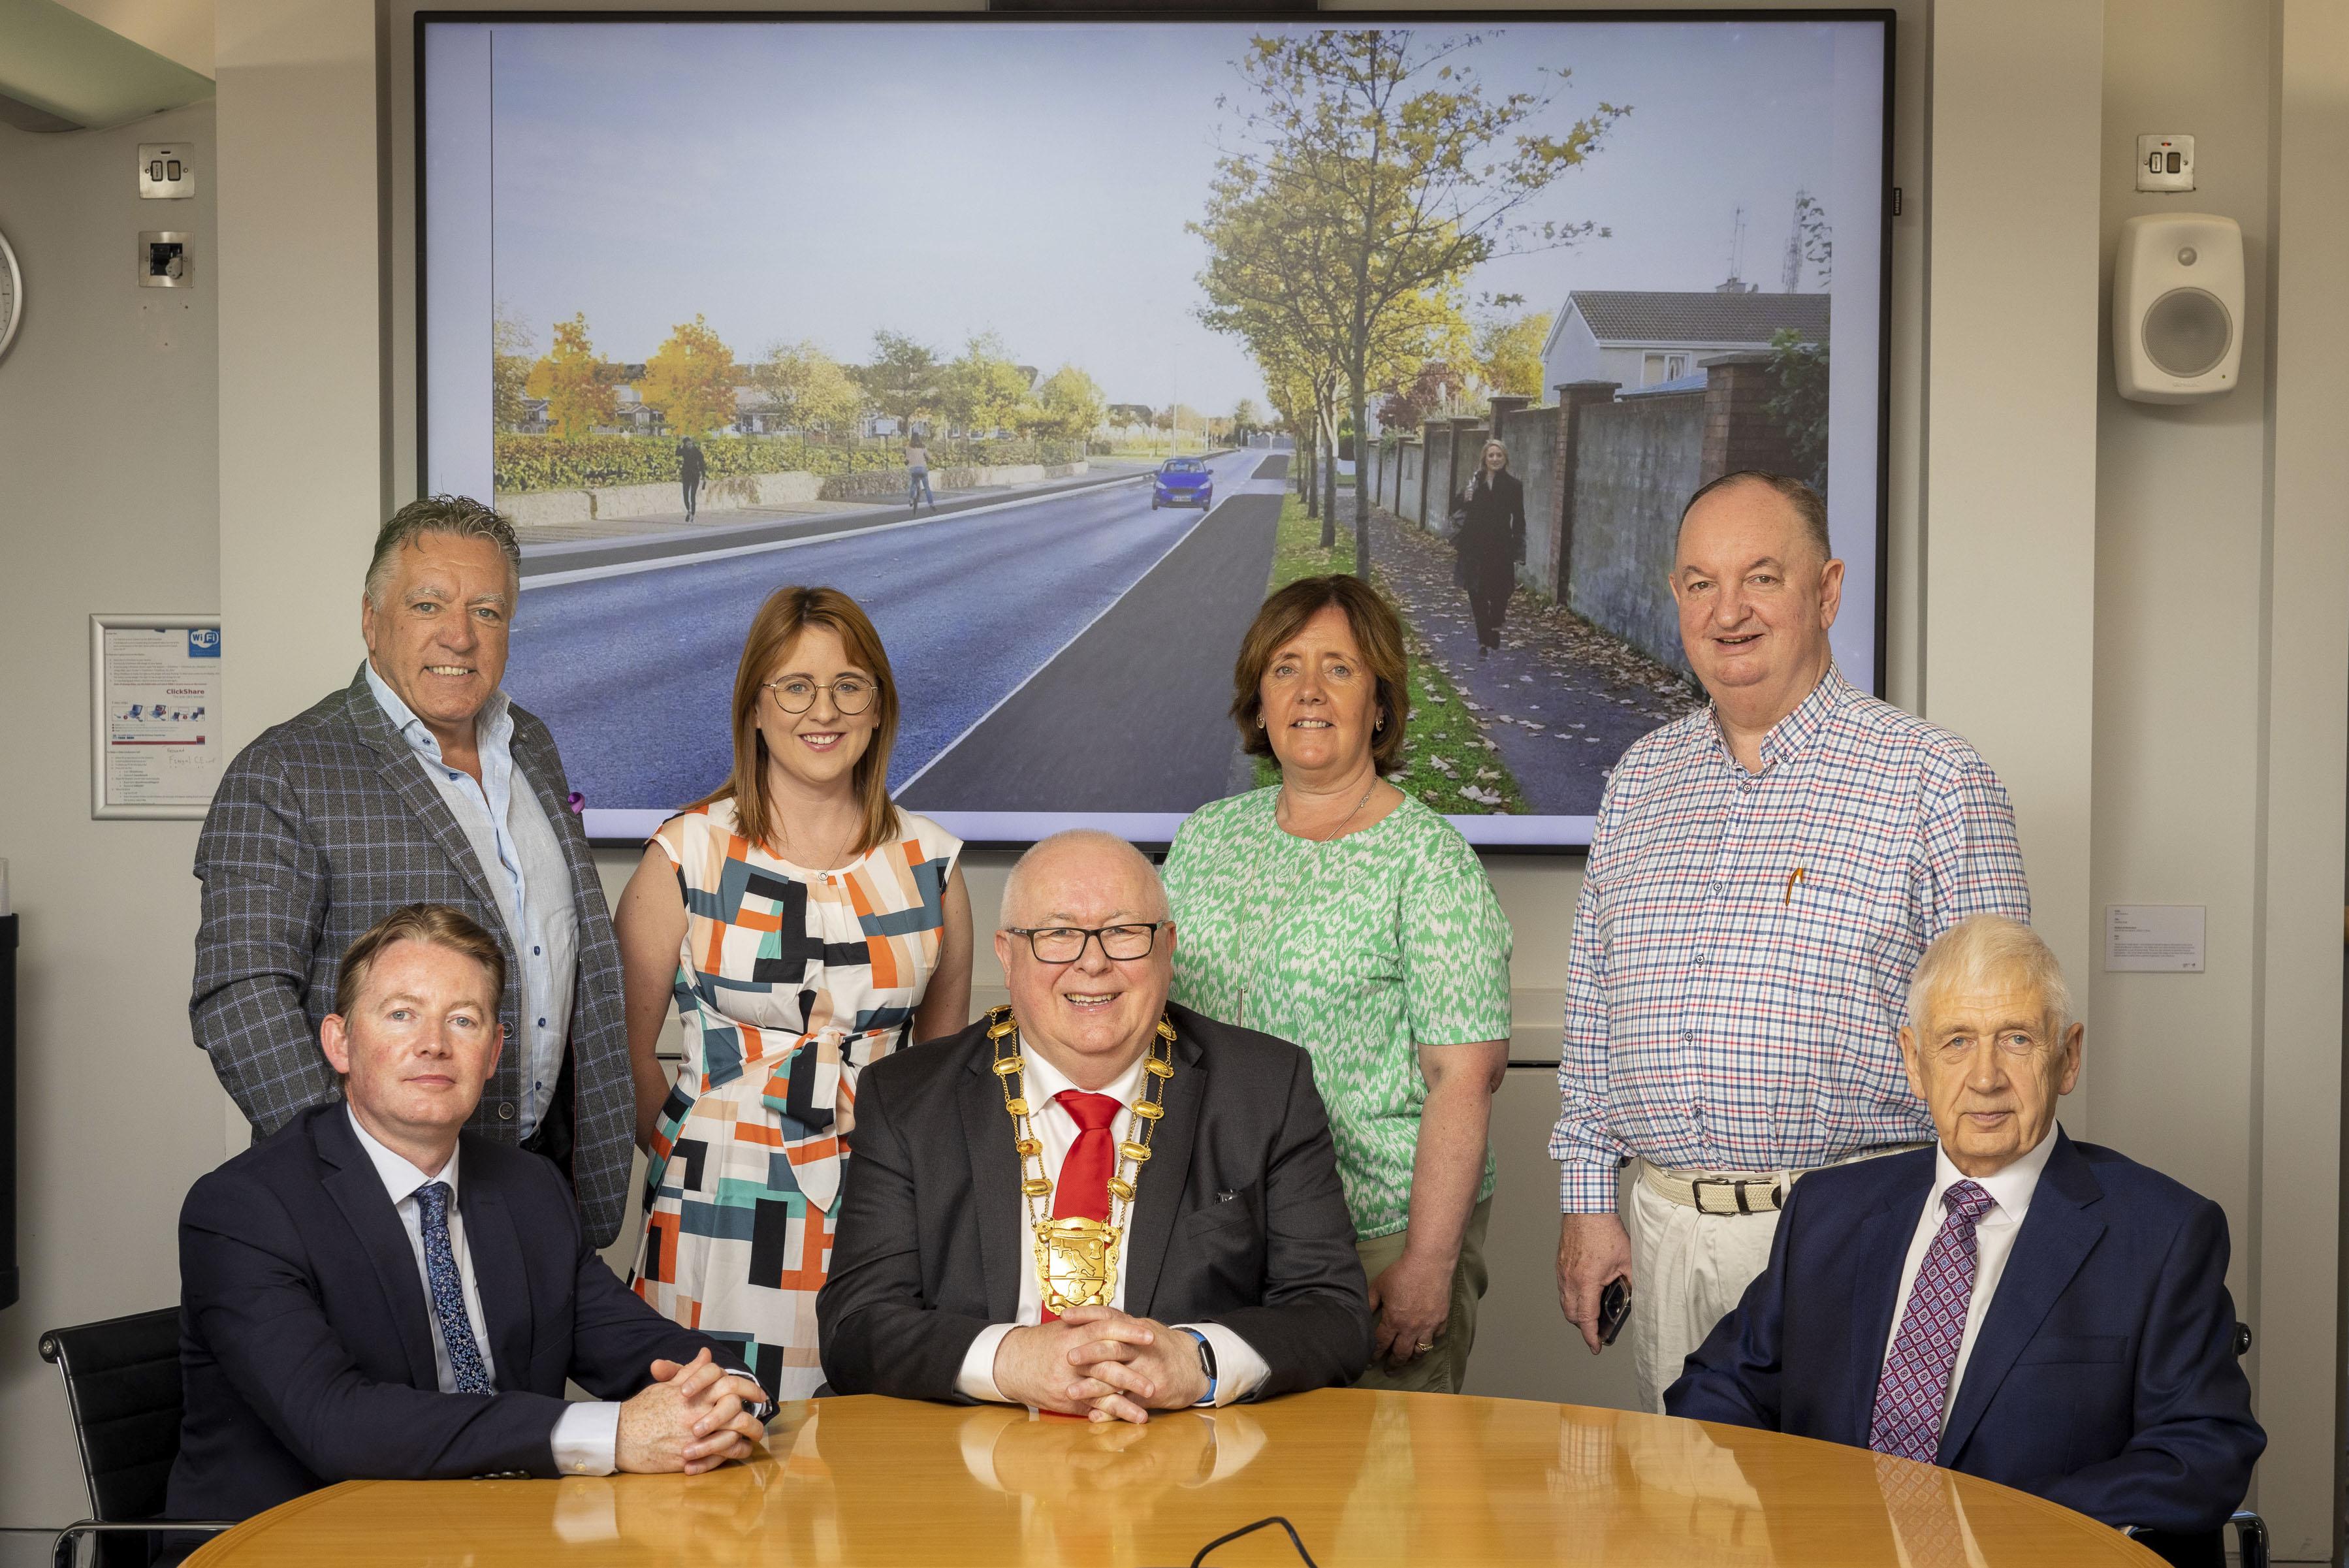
[1151,457,1214,510]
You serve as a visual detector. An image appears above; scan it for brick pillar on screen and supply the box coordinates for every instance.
[1446,417,1485,532]
[1419,419,1445,530]
[1699,351,1802,483]
[1550,381,1620,601]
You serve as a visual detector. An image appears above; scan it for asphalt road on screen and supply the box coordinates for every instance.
[500,448,1270,815]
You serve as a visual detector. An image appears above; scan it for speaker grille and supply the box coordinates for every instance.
[2142,287,2233,378]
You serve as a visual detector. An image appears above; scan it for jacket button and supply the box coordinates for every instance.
[497,1102,516,1123]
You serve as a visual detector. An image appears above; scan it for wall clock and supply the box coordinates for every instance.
[0,227,20,362]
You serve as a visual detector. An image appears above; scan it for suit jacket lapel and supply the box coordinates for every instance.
[314,1110,441,1392]
[344,665,505,920]
[1937,1131,2106,1465]
[959,1048,1025,1322]
[1122,1025,1204,1319]
[1846,1160,1935,1444]
[458,1166,535,1388]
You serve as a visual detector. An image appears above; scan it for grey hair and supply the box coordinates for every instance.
[364,494,522,609]
[999,829,1169,929]
[1906,914,2073,1040]
[1677,470,1832,563]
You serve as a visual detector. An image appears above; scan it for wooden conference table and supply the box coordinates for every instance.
[186,1389,2165,1567]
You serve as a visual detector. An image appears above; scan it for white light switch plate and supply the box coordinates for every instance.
[2136,134,2194,193]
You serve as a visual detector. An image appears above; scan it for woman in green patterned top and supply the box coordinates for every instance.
[1162,574,1513,1394]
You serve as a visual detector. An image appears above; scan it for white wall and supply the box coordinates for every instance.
[0,101,227,1533]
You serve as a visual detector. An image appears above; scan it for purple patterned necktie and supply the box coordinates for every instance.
[1870,1179,1995,1462]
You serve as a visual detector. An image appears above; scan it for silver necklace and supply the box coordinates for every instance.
[1237,780,1377,1027]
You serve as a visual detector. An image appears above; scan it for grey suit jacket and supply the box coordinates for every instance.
[817,1002,1374,1401]
[191,664,633,1245]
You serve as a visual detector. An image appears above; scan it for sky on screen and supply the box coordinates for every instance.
[486,19,1851,413]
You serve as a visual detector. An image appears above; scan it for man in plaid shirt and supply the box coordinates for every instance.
[1552,471,2030,1413]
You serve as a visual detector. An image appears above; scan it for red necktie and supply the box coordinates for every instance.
[1042,1091,1123,1322]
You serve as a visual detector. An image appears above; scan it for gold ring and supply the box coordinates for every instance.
[1414,1341,1435,1353]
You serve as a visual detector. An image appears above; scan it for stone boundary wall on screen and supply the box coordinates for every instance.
[1373,353,1802,673]
[496,460,1088,527]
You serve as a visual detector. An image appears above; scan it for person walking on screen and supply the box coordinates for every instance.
[1551,470,2032,1413]
[1450,439,1525,659]
[906,431,935,513]
[191,494,638,1248]
[616,585,972,1401]
[679,436,706,520]
[1162,575,1512,1394]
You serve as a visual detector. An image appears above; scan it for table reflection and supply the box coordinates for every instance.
[188,1391,2164,1568]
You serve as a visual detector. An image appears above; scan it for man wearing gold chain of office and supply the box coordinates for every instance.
[818,829,1372,1419]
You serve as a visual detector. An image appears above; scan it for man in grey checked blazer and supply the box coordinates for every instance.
[192,496,635,1245]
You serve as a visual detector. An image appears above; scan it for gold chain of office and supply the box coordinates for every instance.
[987,1003,1175,1315]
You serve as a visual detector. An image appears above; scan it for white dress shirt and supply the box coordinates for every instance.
[346,1109,620,1473]
[364,663,579,1136]
[953,1048,1271,1407]
[1879,1124,2061,1429]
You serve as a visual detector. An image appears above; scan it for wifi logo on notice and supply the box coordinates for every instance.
[188,628,221,657]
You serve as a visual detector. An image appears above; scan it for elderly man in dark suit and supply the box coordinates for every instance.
[191,494,634,1245]
[1667,915,2264,1543]
[170,905,771,1524]
[819,829,1372,1418]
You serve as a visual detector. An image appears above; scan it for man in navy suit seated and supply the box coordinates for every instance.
[168,904,775,1524]
[1667,914,2263,1537]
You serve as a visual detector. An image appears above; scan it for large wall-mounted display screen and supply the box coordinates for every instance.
[419,11,1891,848]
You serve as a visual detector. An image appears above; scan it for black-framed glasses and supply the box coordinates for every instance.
[764,676,878,716]
[1005,923,1167,965]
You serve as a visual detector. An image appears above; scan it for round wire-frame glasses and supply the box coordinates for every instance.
[764,676,878,716]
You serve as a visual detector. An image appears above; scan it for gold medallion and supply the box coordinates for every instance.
[1035,1216,1121,1313]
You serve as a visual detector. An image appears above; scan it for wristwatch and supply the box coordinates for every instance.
[1179,1327,1217,1406]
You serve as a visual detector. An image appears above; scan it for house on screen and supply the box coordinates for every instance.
[1539,285,1832,394]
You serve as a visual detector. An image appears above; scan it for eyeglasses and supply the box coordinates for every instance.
[764,676,878,716]
[1004,923,1167,965]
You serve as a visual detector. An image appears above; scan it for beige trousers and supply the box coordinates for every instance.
[1623,1164,1783,1415]
[1350,1197,1494,1394]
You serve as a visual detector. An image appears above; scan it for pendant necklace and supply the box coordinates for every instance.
[1237,780,1375,1028]
[987,1004,1175,1315]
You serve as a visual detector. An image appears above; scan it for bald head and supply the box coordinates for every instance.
[999,829,1169,928]
[995,829,1175,1091]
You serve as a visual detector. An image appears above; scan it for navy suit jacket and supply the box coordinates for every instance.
[1667,1130,2263,1535]
[167,1106,746,1522]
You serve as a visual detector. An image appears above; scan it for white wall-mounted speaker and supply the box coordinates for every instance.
[2113,212,2244,403]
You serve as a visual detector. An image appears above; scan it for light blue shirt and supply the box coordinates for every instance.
[364,662,577,1136]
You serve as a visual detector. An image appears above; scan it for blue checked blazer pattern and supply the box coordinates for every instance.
[191,664,634,1245]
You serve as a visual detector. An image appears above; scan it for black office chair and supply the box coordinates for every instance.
[38,1308,232,1568]
[2125,1321,2268,1568]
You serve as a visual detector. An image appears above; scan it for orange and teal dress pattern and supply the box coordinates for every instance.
[628,797,961,1399]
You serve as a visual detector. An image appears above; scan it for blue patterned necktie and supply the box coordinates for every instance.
[1869,1179,1996,1462]
[414,1181,494,1394]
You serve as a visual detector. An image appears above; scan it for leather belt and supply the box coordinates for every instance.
[1642,1144,1929,1216]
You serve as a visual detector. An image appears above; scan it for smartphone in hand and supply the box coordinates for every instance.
[1597,1277,1632,1347]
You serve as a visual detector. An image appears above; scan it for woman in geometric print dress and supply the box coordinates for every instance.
[615,585,970,1400]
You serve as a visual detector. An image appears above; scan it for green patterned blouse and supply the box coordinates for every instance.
[1161,787,1514,1239]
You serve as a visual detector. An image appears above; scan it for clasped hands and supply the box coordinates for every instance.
[993,1305,1209,1425]
[616,1348,771,1474]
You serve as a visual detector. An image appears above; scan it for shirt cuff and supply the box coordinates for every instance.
[954,1324,1017,1403]
[551,1401,622,1476]
[1180,1323,1271,1407]
[1557,1157,1623,1214]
